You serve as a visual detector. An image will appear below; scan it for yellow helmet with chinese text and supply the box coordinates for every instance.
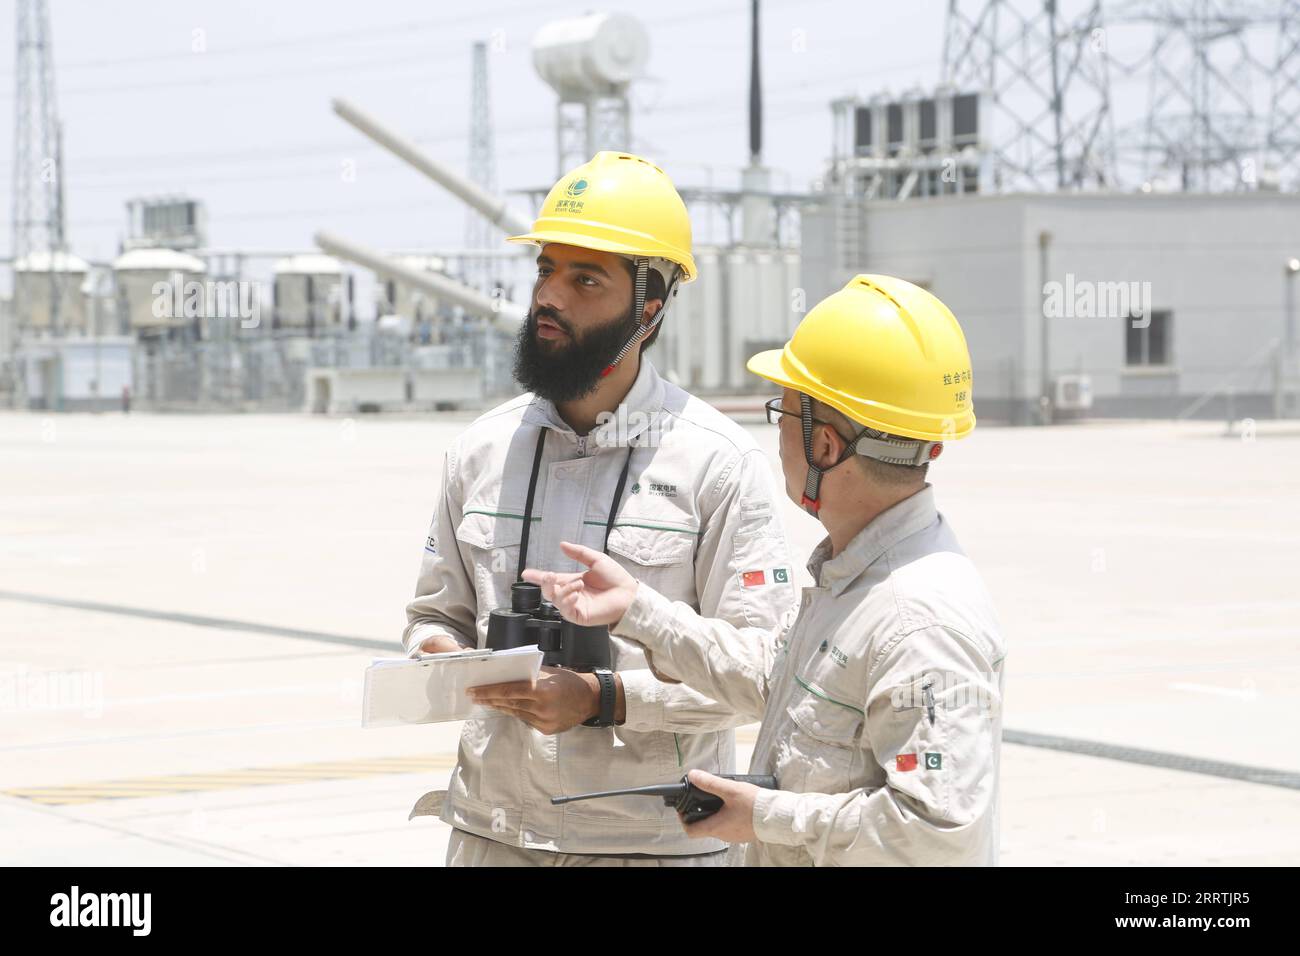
[746,275,975,513]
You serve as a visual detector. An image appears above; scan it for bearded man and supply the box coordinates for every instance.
[401,152,796,866]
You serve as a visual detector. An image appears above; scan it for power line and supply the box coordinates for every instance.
[26,1,546,73]
[0,47,468,100]
[0,59,931,179]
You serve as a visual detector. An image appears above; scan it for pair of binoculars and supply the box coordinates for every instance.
[486,581,611,672]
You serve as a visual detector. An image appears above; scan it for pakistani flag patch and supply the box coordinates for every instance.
[925,752,943,770]
[742,567,791,588]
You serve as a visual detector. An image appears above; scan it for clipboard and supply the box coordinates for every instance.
[362,645,544,728]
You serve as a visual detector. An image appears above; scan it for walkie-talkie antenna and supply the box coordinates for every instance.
[551,783,682,806]
[552,774,778,823]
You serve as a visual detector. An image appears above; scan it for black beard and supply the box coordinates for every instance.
[512,304,641,403]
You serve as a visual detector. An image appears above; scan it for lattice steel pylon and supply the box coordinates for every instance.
[10,0,67,332]
[464,40,497,296]
[1110,0,1286,192]
[1266,0,1300,190]
[943,0,1117,191]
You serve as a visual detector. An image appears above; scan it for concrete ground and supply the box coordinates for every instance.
[1,408,1297,866]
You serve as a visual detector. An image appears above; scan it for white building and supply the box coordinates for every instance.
[800,191,1300,420]
[19,336,135,411]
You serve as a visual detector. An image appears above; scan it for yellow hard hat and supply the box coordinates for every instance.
[747,274,975,442]
[508,151,697,283]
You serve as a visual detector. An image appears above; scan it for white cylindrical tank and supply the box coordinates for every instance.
[376,255,449,326]
[666,247,722,390]
[112,248,207,332]
[533,13,649,97]
[14,251,90,334]
[661,246,802,393]
[274,254,344,331]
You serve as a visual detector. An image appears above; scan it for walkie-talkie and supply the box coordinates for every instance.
[551,773,778,823]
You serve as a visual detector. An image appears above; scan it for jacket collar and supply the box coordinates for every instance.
[806,484,940,597]
[522,358,665,449]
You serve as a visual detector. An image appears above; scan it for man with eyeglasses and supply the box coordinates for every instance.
[517,275,1008,866]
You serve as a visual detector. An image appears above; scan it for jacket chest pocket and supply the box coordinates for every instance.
[455,511,528,643]
[773,681,863,795]
[604,525,697,603]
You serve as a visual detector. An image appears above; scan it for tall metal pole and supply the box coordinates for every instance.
[1047,0,1066,189]
[13,3,65,282]
[1282,257,1299,418]
[10,0,68,412]
[1039,230,1053,423]
[749,0,762,165]
[466,41,497,295]
[1286,257,1299,357]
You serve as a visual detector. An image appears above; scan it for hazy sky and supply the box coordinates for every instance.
[1,0,948,266]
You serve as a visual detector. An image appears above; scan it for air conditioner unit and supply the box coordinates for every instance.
[1054,374,1093,411]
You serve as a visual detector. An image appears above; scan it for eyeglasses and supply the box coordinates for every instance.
[765,397,861,449]
[764,397,832,428]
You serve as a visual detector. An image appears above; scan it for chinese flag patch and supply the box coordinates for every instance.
[895,753,919,772]
[742,570,766,588]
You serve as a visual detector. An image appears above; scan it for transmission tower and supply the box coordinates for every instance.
[1109,0,1285,192]
[1267,0,1300,190]
[465,40,497,296]
[942,0,1116,191]
[10,0,67,333]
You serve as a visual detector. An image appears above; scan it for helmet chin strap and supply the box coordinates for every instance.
[798,394,942,516]
[799,392,867,517]
[600,257,681,378]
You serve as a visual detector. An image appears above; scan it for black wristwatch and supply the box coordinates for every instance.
[582,669,617,728]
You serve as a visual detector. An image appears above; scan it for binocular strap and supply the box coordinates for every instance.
[515,427,636,582]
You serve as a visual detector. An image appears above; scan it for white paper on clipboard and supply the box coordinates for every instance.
[361,645,543,728]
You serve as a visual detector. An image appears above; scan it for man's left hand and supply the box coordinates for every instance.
[679,769,758,844]
[468,667,598,735]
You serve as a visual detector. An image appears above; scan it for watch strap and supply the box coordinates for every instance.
[582,669,617,727]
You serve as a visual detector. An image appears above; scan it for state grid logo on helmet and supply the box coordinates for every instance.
[556,177,588,214]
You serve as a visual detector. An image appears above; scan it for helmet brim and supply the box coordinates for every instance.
[745,348,794,390]
[747,346,975,442]
[507,230,695,283]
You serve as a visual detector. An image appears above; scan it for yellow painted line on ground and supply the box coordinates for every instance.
[9,787,190,797]
[6,796,103,806]
[3,754,458,806]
